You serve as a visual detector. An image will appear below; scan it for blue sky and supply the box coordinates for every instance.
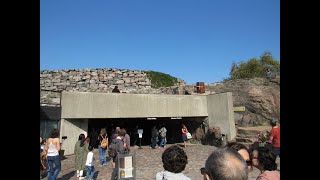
[40,0,279,84]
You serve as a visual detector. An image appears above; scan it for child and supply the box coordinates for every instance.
[85,146,95,180]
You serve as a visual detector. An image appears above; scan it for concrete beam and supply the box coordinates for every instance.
[61,92,208,118]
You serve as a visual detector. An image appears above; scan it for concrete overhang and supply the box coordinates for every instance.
[61,92,208,119]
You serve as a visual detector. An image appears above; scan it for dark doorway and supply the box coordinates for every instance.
[88,117,206,146]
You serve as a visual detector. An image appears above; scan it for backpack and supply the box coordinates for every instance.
[100,135,108,149]
[108,141,118,158]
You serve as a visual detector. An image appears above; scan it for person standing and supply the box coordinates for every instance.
[155,145,191,180]
[133,125,139,147]
[111,131,125,180]
[89,128,98,149]
[251,147,280,180]
[74,134,89,179]
[181,124,188,148]
[45,129,61,180]
[121,128,130,152]
[98,128,108,166]
[112,86,120,93]
[85,146,95,180]
[151,126,158,149]
[269,120,280,157]
[201,147,248,180]
[158,125,167,148]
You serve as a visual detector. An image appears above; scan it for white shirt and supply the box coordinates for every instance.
[85,151,94,166]
[47,142,59,156]
[156,170,191,180]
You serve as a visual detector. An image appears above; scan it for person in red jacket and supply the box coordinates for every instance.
[269,120,280,157]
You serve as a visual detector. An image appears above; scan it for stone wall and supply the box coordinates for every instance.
[40,68,186,104]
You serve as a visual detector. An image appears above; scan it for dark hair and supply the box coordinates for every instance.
[227,142,249,152]
[50,129,59,138]
[162,145,188,173]
[78,134,85,147]
[270,120,277,127]
[88,146,93,151]
[205,147,248,180]
[118,130,126,137]
[121,128,127,134]
[257,147,277,171]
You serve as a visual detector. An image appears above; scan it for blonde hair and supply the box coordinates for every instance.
[100,128,107,135]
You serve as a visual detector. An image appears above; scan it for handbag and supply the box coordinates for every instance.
[186,132,192,139]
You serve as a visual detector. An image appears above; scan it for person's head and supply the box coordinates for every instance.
[162,145,188,173]
[202,147,248,180]
[251,147,277,171]
[88,146,93,152]
[78,134,85,141]
[50,129,60,138]
[115,127,121,134]
[227,142,252,171]
[100,128,107,135]
[118,130,126,138]
[182,124,186,128]
[79,133,86,147]
[115,86,118,89]
[270,120,277,127]
[121,128,127,134]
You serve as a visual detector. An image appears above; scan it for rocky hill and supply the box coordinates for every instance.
[40,68,280,127]
[205,77,280,126]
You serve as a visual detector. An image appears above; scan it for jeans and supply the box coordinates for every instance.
[86,165,95,179]
[111,156,119,180]
[273,147,280,157]
[47,155,61,180]
[98,145,107,165]
[160,137,166,147]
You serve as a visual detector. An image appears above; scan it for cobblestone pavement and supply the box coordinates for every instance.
[41,144,280,180]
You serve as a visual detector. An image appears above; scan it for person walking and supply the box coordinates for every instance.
[74,133,89,179]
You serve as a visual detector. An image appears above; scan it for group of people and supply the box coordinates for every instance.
[151,124,168,149]
[40,119,279,180]
[154,141,279,180]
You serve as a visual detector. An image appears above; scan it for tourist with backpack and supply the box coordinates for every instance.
[74,134,89,179]
[98,128,108,166]
[110,130,125,180]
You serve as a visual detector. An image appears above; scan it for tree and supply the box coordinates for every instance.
[229,52,280,80]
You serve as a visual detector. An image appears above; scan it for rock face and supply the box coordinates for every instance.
[206,77,280,126]
[40,68,184,104]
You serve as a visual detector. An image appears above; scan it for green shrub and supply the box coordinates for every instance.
[144,71,178,88]
[229,51,280,80]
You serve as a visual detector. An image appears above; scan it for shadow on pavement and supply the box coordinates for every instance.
[59,170,76,180]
